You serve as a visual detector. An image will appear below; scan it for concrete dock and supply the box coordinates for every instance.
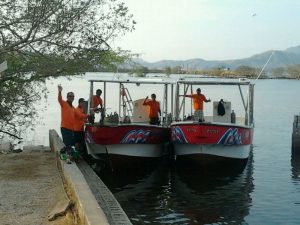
[0,130,131,225]
[0,146,75,225]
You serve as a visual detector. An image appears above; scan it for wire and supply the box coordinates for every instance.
[253,51,274,84]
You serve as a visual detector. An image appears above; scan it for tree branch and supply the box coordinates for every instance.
[0,130,22,140]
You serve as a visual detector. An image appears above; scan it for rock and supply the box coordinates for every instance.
[47,200,72,221]
[12,149,23,153]
[0,142,12,154]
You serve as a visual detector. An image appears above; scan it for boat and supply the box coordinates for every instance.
[84,76,175,171]
[170,79,255,169]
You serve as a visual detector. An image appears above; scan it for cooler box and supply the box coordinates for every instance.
[132,99,150,123]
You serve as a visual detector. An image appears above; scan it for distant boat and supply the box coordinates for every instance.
[170,79,254,169]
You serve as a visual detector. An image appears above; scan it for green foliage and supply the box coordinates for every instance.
[235,66,258,78]
[129,66,149,77]
[164,67,172,77]
[272,67,287,78]
[287,65,300,79]
[0,77,43,140]
[0,0,135,139]
[270,64,300,79]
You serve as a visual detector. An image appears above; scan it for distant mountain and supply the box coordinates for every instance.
[130,45,300,71]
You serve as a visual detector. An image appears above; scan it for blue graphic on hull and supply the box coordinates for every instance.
[218,128,242,145]
[171,126,188,144]
[120,130,151,144]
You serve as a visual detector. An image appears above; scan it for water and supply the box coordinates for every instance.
[30,74,300,224]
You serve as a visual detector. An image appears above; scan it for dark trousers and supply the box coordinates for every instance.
[61,127,74,147]
[74,131,84,145]
[150,117,159,125]
[74,131,87,155]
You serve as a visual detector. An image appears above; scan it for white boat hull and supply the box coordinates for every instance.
[86,142,168,158]
[173,143,251,160]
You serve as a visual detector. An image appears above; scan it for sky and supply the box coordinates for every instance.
[115,0,300,62]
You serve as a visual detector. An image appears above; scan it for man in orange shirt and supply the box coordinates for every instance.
[182,88,211,122]
[74,98,89,151]
[92,89,103,110]
[58,85,75,162]
[143,94,161,125]
[92,89,104,123]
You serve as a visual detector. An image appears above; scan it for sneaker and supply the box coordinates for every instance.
[60,152,67,160]
[66,158,72,164]
[72,149,79,161]
[60,147,66,154]
[67,154,73,164]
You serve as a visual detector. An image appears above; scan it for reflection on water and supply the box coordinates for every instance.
[97,152,254,225]
[172,155,254,225]
[291,148,300,182]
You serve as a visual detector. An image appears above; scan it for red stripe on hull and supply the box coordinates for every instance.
[85,124,170,145]
[171,123,253,145]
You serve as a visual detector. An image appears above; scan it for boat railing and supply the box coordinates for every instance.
[177,115,246,126]
[120,84,134,119]
[174,83,254,126]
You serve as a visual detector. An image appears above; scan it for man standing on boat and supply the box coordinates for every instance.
[143,94,161,125]
[92,89,104,123]
[93,89,103,110]
[58,84,75,162]
[181,88,211,122]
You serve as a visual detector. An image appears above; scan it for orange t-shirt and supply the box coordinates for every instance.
[58,94,75,130]
[143,100,160,118]
[186,94,207,110]
[74,106,88,131]
[93,95,103,108]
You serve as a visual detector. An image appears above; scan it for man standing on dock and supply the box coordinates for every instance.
[181,88,211,122]
[74,98,89,154]
[58,85,75,162]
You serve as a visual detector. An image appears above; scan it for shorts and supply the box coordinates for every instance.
[150,117,159,125]
[194,110,204,122]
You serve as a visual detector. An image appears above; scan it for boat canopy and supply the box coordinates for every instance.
[174,79,255,126]
[87,76,176,85]
[176,79,252,86]
[86,76,176,125]
[86,74,254,126]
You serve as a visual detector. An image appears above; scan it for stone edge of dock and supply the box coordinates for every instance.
[49,129,109,225]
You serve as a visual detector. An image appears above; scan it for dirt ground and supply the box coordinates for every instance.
[0,149,76,225]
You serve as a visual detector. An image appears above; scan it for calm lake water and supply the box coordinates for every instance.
[28,73,300,225]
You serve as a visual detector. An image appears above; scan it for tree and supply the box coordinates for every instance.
[287,64,300,79]
[272,67,287,78]
[164,66,172,77]
[129,65,148,77]
[0,0,135,140]
[234,66,258,78]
